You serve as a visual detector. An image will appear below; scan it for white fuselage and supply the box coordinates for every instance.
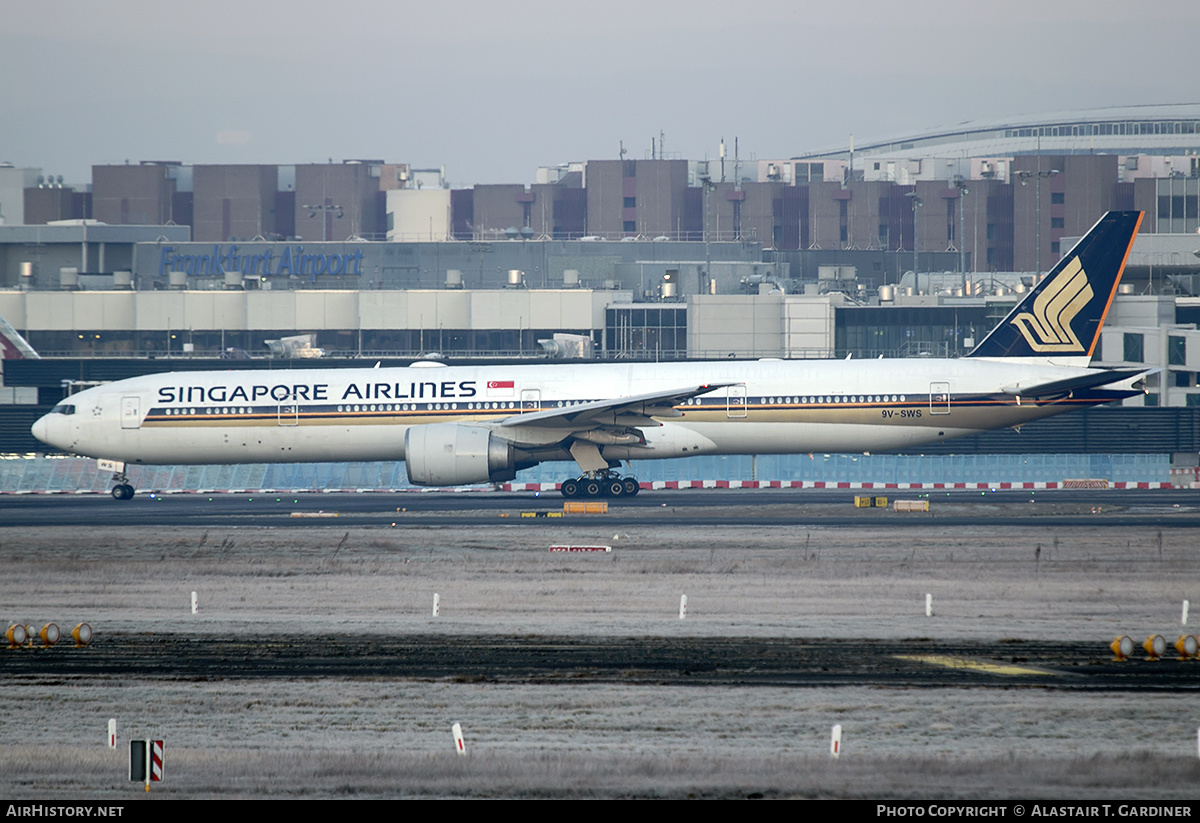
[32,358,1117,469]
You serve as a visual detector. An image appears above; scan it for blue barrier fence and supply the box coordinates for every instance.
[0,452,1170,492]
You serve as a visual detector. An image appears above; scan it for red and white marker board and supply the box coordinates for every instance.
[151,740,164,782]
[129,739,164,788]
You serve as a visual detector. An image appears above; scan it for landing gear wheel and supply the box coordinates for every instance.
[583,479,603,498]
[604,478,625,497]
[560,478,580,499]
[622,477,640,496]
[111,484,134,501]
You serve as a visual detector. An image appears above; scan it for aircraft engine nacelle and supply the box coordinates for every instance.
[404,423,517,486]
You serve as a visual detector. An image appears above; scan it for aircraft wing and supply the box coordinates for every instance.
[500,383,732,430]
[999,368,1146,399]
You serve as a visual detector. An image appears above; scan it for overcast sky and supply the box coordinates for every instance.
[3,0,1197,187]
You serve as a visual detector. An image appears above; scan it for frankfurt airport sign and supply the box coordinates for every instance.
[157,245,366,278]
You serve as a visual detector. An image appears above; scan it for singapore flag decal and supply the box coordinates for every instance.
[487,379,515,397]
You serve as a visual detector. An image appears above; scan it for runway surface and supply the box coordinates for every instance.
[6,633,1197,690]
[2,487,1198,528]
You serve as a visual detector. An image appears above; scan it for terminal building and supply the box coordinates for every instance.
[2,105,1200,487]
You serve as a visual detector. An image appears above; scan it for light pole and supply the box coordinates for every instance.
[303,202,344,242]
[906,191,923,273]
[953,177,969,275]
[1015,168,1058,275]
[698,163,717,294]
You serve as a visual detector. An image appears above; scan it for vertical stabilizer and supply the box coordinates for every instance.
[968,211,1143,360]
[0,316,39,359]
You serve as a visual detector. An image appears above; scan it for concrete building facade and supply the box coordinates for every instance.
[91,163,179,226]
[0,165,41,225]
[294,162,383,242]
[192,164,279,242]
[584,160,691,238]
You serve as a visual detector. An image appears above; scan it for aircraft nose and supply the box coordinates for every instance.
[31,414,49,445]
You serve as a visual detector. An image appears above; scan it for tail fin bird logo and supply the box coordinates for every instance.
[1010,258,1093,352]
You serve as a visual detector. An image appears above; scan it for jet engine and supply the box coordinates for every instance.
[405,423,517,485]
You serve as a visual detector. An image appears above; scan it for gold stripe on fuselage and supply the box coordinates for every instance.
[139,396,1083,431]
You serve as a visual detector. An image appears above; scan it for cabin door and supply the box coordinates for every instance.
[726,385,748,418]
[929,382,951,415]
[120,396,141,429]
[278,404,299,426]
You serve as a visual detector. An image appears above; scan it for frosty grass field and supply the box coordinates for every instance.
[2,510,1198,799]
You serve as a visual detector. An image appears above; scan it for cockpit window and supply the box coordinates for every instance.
[50,404,76,415]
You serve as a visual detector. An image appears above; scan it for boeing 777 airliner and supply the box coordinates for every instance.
[32,211,1146,500]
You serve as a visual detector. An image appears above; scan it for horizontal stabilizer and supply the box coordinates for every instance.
[1000,368,1145,398]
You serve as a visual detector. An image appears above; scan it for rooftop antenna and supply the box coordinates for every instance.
[734,137,741,189]
[619,140,626,160]
[720,138,726,183]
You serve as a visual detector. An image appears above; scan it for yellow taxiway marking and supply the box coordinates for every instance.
[893,654,1059,677]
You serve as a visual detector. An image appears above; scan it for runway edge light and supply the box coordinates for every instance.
[39,623,59,646]
[72,622,93,647]
[1175,635,1198,659]
[6,624,26,648]
[1110,636,1134,660]
[1144,634,1167,660]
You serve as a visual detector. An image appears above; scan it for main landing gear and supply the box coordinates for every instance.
[110,470,135,501]
[560,471,640,499]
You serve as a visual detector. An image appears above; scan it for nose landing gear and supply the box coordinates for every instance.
[109,469,135,501]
